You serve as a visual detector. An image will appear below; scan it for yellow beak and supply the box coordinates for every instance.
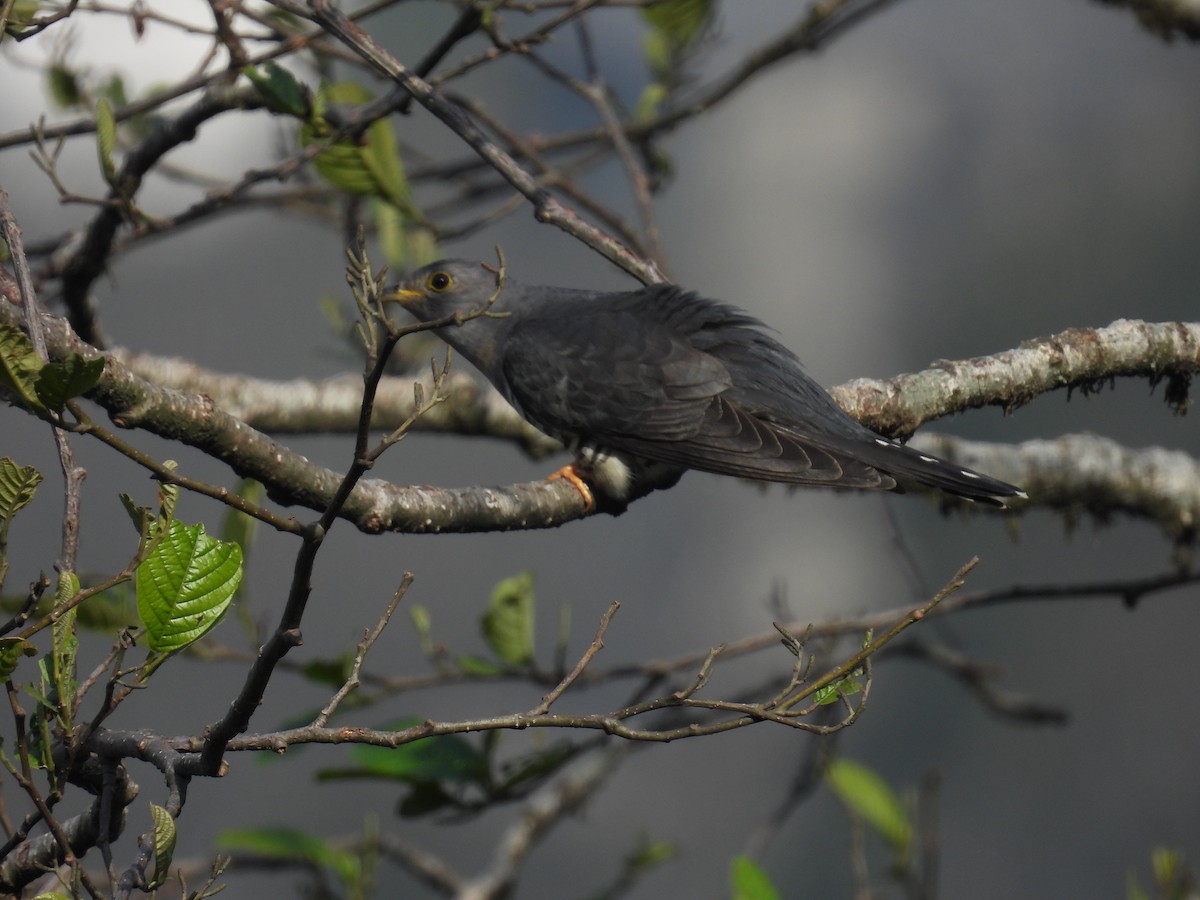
[384,287,423,304]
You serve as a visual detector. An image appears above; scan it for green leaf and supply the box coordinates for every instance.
[374,198,408,268]
[636,82,669,122]
[0,324,47,412]
[45,63,83,109]
[301,653,355,688]
[156,466,180,528]
[5,0,42,28]
[826,758,912,856]
[496,742,577,791]
[95,97,118,186]
[146,803,176,889]
[99,74,128,109]
[481,571,535,665]
[456,655,503,676]
[119,492,152,536]
[641,0,713,49]
[217,827,358,886]
[1126,873,1151,900]
[397,780,455,818]
[73,582,136,633]
[220,479,260,612]
[35,353,105,413]
[243,62,309,118]
[0,638,37,679]
[136,521,243,652]
[1151,847,1184,886]
[319,720,487,785]
[360,115,412,213]
[50,570,79,719]
[220,479,262,548]
[31,893,74,900]
[0,458,44,521]
[812,676,864,706]
[731,855,781,900]
[301,81,421,220]
[410,604,434,657]
[629,836,677,872]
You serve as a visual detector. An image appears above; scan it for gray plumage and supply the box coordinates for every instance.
[388,259,1025,506]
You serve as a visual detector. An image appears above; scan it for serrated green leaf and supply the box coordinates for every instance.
[35,353,105,413]
[243,62,309,118]
[217,827,359,886]
[318,719,487,785]
[0,638,37,679]
[731,855,781,900]
[95,97,118,185]
[481,571,534,665]
[826,758,912,855]
[136,521,242,652]
[147,803,176,889]
[0,458,43,521]
[0,324,47,412]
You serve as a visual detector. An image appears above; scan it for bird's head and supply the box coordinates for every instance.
[386,259,509,324]
[385,259,513,377]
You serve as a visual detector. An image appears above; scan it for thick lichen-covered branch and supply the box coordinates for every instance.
[2,299,1195,534]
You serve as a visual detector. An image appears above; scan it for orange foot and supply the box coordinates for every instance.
[548,463,595,511]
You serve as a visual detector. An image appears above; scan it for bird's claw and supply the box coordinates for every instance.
[548,464,595,512]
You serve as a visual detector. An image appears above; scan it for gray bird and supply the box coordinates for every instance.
[387,259,1025,510]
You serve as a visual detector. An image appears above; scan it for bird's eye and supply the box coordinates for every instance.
[427,271,453,293]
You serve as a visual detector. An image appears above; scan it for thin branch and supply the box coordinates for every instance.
[301,0,667,285]
[314,572,414,726]
[456,743,628,900]
[526,600,620,716]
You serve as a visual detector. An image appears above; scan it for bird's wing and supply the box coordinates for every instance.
[610,395,898,489]
[497,286,1019,503]
[500,298,732,441]
[499,291,892,489]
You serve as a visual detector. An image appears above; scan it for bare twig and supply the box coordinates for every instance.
[526,600,620,716]
[314,573,414,725]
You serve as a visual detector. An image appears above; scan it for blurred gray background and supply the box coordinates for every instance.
[2,1,1199,897]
